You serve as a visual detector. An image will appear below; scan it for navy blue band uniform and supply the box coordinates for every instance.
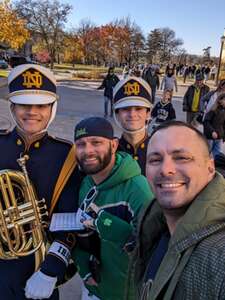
[118,135,150,176]
[0,129,82,300]
[113,77,152,176]
[0,64,82,300]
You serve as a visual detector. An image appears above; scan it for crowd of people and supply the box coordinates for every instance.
[1,61,225,300]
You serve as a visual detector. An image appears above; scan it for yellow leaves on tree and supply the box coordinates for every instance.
[63,34,84,64]
[0,0,29,49]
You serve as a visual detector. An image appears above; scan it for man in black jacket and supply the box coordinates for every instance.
[142,65,160,104]
[97,67,120,117]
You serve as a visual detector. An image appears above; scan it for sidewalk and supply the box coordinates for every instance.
[0,77,7,88]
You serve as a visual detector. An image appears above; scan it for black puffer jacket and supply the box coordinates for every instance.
[98,74,120,99]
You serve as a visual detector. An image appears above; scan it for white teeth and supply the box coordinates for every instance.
[85,158,97,162]
[160,183,183,188]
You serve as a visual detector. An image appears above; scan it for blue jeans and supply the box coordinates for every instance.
[208,139,223,158]
[104,96,112,117]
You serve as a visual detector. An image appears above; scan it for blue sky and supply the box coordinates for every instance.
[66,0,225,57]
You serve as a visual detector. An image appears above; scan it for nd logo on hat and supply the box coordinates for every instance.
[7,64,57,105]
[22,70,43,89]
[113,77,152,110]
[75,127,88,139]
[124,81,140,96]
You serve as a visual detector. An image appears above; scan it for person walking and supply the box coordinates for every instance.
[183,73,209,125]
[200,78,225,118]
[160,67,178,95]
[97,67,119,118]
[142,65,160,104]
[203,92,225,158]
[151,89,176,127]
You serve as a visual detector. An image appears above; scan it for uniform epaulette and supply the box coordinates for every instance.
[0,129,11,135]
[48,134,73,146]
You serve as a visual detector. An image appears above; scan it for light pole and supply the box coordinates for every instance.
[217,29,225,84]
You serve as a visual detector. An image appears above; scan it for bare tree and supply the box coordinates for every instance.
[14,0,72,68]
[112,17,145,66]
[202,46,211,64]
[146,29,162,63]
[146,27,183,64]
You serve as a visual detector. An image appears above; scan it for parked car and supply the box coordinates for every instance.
[9,56,37,68]
[0,59,8,69]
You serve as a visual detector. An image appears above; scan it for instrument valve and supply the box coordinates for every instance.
[37,199,47,205]
[40,211,49,218]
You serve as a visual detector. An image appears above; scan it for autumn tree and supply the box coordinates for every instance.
[76,19,96,64]
[62,31,84,65]
[0,0,29,49]
[89,25,119,65]
[14,0,72,68]
[112,17,145,66]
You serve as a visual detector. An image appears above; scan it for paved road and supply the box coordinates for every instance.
[0,78,219,300]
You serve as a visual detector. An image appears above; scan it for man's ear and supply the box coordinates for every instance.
[146,109,151,123]
[208,158,216,178]
[111,138,119,153]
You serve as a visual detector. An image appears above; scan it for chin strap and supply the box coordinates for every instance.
[9,101,57,134]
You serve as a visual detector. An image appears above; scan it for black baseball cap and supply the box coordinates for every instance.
[74,117,114,141]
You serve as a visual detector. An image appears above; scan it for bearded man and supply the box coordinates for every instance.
[72,117,153,300]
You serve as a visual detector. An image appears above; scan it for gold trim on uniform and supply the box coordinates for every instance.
[16,138,22,146]
[134,155,139,160]
[141,143,145,149]
[34,142,40,148]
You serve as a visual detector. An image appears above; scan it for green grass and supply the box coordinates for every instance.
[53,63,122,80]
[53,63,122,73]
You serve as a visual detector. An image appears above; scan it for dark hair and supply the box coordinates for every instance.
[150,120,210,155]
[217,79,225,91]
[108,67,114,73]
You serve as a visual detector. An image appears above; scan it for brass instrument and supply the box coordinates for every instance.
[0,155,48,270]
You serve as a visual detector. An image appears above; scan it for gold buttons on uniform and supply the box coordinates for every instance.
[16,139,22,146]
[126,144,131,149]
[134,155,139,160]
[141,143,145,149]
[34,142,40,148]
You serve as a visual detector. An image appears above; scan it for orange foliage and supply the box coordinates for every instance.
[0,0,29,49]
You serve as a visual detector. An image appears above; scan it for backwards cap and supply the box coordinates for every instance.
[74,117,114,141]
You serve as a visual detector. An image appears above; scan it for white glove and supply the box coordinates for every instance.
[25,270,57,299]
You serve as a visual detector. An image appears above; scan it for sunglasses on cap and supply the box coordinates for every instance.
[81,186,98,213]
